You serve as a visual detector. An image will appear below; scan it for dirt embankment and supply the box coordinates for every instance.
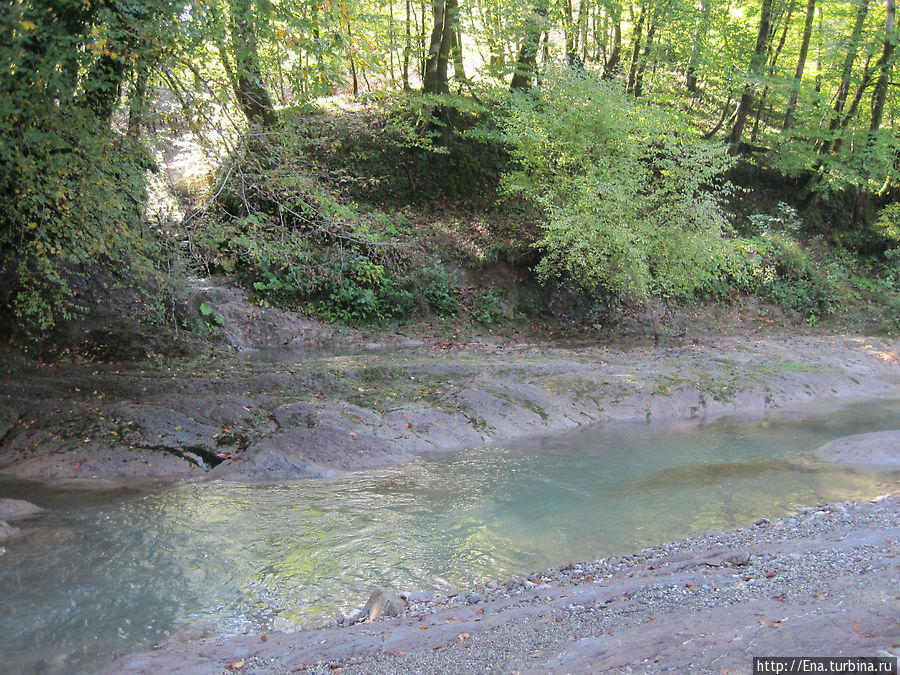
[1,285,899,484]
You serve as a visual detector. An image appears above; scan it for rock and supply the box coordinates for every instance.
[0,498,44,521]
[466,592,483,604]
[364,590,405,621]
[814,430,900,473]
[209,426,411,481]
[404,591,436,604]
[722,551,751,567]
[113,404,222,454]
[0,519,20,541]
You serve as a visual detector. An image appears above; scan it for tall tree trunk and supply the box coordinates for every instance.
[750,0,794,141]
[127,65,149,139]
[452,29,466,84]
[869,0,897,140]
[729,0,775,152]
[626,4,646,94]
[510,0,548,90]
[784,0,816,130]
[632,20,655,97]
[819,0,870,156]
[229,0,275,127]
[423,0,448,93]
[579,0,590,62]
[403,0,412,89]
[423,0,459,94]
[563,0,577,64]
[685,0,709,94]
[347,22,359,95]
[603,3,622,77]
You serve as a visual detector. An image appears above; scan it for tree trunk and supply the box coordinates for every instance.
[563,0,576,64]
[632,20,656,97]
[603,4,622,78]
[784,0,815,130]
[685,0,709,94]
[626,4,646,94]
[452,29,466,84]
[403,0,412,89]
[229,0,275,127]
[423,0,459,94]
[728,0,775,152]
[819,0,869,156]
[868,0,897,140]
[127,65,149,139]
[510,0,548,90]
[347,21,359,96]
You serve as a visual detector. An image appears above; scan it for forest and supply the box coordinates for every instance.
[1,0,899,339]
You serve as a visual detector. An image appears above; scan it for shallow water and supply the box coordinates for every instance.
[2,397,899,674]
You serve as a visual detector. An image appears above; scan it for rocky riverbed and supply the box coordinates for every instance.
[1,284,899,485]
[2,286,900,674]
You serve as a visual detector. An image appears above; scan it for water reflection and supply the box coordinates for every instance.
[0,397,898,673]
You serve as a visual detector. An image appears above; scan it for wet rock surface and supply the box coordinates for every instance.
[0,497,44,520]
[815,429,900,472]
[1,325,898,484]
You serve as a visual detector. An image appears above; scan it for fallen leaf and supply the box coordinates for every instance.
[387,651,407,657]
[758,619,781,629]
[813,593,829,600]
[227,660,245,671]
[458,633,470,641]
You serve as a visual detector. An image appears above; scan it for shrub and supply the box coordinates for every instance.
[500,68,736,304]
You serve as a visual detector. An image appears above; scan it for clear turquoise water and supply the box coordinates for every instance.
[1,397,898,673]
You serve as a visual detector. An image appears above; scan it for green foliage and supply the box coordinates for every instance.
[277,94,506,205]
[469,290,513,326]
[500,68,736,303]
[0,0,186,334]
[198,125,466,325]
[199,302,225,326]
[870,203,900,250]
[0,107,153,331]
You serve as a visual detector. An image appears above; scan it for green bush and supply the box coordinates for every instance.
[500,68,736,303]
[199,129,467,325]
[732,233,841,321]
[0,107,154,333]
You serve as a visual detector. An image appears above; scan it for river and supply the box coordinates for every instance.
[1,396,898,674]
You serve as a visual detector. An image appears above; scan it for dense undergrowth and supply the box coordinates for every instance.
[3,75,898,343]
[189,72,900,336]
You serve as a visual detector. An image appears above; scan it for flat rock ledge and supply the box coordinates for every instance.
[2,334,899,484]
[815,429,900,472]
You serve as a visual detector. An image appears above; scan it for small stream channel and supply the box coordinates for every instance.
[2,397,899,674]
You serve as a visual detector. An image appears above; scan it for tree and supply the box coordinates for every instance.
[228,0,276,126]
[783,0,815,130]
[729,0,776,152]
[510,0,549,90]
[423,0,460,93]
